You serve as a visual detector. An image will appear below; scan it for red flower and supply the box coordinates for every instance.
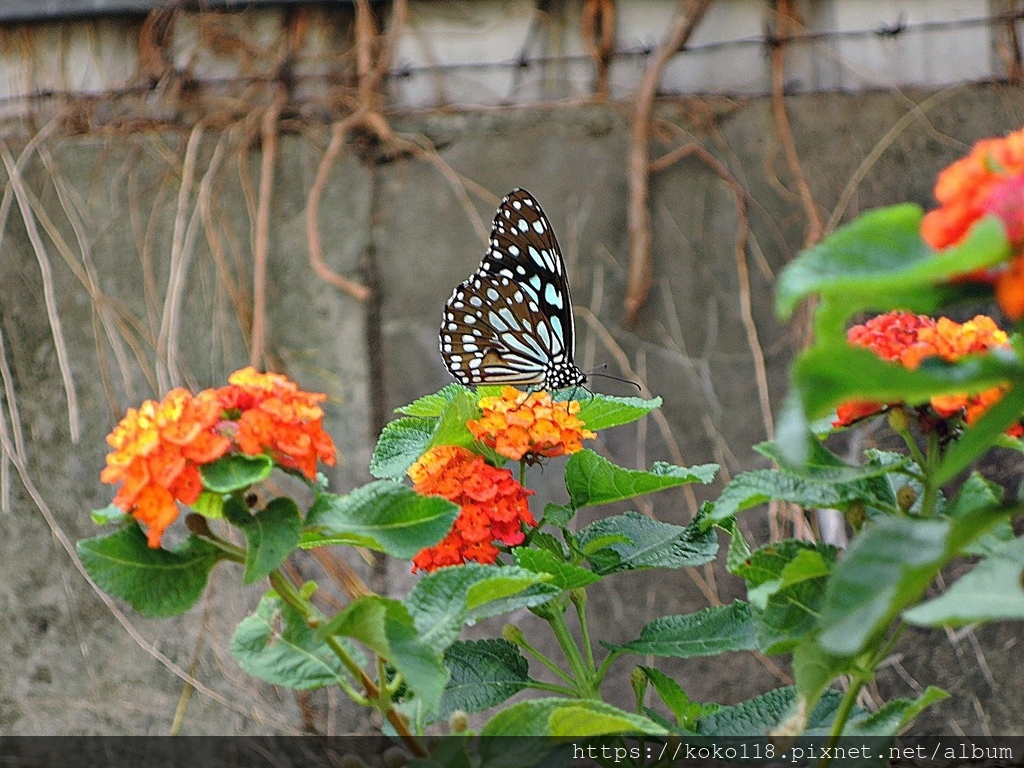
[216,367,336,480]
[834,311,1017,433]
[408,446,535,572]
[921,128,1024,319]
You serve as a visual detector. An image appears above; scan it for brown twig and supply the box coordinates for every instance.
[770,0,823,248]
[582,0,616,99]
[249,94,285,369]
[306,113,372,301]
[625,0,714,324]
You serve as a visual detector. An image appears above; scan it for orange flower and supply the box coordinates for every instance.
[833,311,1019,433]
[921,128,1024,319]
[101,388,231,547]
[408,445,535,572]
[216,367,336,480]
[467,387,596,462]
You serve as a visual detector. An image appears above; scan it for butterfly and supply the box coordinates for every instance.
[440,188,587,390]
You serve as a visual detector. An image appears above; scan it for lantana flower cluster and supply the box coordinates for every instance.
[102,367,336,547]
[834,311,1021,436]
[922,127,1024,319]
[409,388,595,572]
[468,386,596,461]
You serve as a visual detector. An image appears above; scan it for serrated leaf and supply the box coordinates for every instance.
[541,502,574,527]
[577,510,718,575]
[405,564,558,654]
[575,394,662,431]
[513,548,600,590]
[200,453,274,493]
[324,595,448,711]
[608,601,756,657]
[791,638,856,733]
[707,469,865,526]
[756,439,909,484]
[439,639,530,717]
[303,481,457,558]
[640,667,706,730]
[904,536,1024,626]
[566,450,717,509]
[77,522,224,617]
[481,698,666,737]
[840,687,947,737]
[370,417,436,479]
[231,592,359,690]
[716,516,752,576]
[427,389,483,451]
[695,686,845,736]
[90,503,127,525]
[397,384,471,417]
[229,497,302,584]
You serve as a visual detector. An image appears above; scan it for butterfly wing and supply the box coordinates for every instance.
[440,188,584,388]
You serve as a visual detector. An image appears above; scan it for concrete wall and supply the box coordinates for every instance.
[1,86,1023,734]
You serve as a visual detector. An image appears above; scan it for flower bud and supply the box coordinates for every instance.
[569,588,586,610]
[448,710,470,734]
[502,624,525,646]
[844,501,866,530]
[896,485,918,513]
[887,407,910,434]
[630,667,649,704]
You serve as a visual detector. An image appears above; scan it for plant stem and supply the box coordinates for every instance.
[571,590,597,675]
[593,649,623,687]
[919,431,941,517]
[546,610,595,697]
[267,570,427,756]
[515,628,578,686]
[526,680,579,696]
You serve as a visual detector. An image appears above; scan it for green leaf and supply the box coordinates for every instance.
[842,687,947,737]
[370,417,436,480]
[577,510,718,575]
[575,394,662,431]
[541,502,575,528]
[756,439,909,484]
[228,497,302,584]
[791,638,856,733]
[192,490,225,519]
[819,517,950,656]
[566,450,717,509]
[607,601,756,658]
[776,205,1008,320]
[77,522,224,617]
[513,548,600,591]
[200,453,273,493]
[303,481,458,558]
[640,666,707,730]
[427,389,483,452]
[739,542,837,655]
[481,698,666,737]
[695,686,845,736]
[717,516,752,576]
[396,384,470,417]
[904,536,1024,626]
[936,382,1024,484]
[232,592,360,690]
[324,595,448,711]
[793,343,1017,422]
[439,639,530,717]
[90,503,127,525]
[405,564,558,654]
[707,468,874,526]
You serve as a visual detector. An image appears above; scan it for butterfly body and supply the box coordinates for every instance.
[440,188,586,390]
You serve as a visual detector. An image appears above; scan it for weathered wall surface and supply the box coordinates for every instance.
[1,86,1023,735]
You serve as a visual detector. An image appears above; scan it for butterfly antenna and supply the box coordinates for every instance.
[587,364,642,392]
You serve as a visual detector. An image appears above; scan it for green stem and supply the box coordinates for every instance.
[571,590,597,675]
[546,610,595,697]
[593,649,623,687]
[267,570,427,756]
[515,628,578,686]
[919,431,941,518]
